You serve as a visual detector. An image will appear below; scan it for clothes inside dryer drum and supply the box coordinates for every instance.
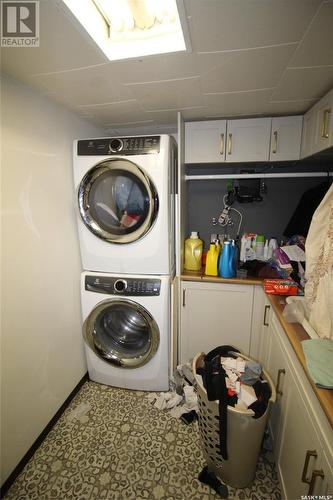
[89,169,150,235]
[95,304,151,358]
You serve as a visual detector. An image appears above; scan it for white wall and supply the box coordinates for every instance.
[0,76,104,484]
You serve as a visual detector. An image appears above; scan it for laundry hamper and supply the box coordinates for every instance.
[192,351,276,489]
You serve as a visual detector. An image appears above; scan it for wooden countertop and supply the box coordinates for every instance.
[181,269,263,285]
[267,294,333,430]
[180,272,333,429]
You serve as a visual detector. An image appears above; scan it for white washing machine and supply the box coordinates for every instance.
[81,271,170,391]
[73,135,177,274]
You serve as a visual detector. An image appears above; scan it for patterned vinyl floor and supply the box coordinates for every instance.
[5,381,281,500]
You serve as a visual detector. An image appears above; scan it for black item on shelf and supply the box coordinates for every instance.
[284,181,331,237]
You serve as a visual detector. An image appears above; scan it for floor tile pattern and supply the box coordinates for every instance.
[5,381,281,499]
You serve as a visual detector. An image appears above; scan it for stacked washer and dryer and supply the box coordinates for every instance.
[73,135,177,391]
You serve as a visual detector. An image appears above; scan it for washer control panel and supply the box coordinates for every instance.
[85,275,161,296]
[77,136,160,156]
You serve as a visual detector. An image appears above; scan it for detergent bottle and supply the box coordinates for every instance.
[219,240,236,278]
[205,242,219,276]
[184,232,203,271]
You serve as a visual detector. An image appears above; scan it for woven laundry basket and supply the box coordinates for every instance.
[192,351,276,489]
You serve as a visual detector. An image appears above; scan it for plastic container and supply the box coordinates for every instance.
[219,241,236,278]
[255,235,265,260]
[193,351,276,489]
[205,243,220,276]
[184,232,203,271]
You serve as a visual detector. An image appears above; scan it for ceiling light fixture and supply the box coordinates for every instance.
[61,0,190,61]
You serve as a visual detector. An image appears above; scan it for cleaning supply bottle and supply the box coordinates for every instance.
[219,240,236,278]
[205,242,219,276]
[255,235,265,260]
[263,239,269,260]
[184,232,203,271]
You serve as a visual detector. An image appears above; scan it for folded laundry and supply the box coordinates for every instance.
[302,339,333,388]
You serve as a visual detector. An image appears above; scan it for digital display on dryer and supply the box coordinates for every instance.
[85,276,161,296]
[77,136,160,156]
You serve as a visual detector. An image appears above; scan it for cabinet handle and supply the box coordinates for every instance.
[220,133,225,155]
[182,289,186,307]
[308,469,324,495]
[276,368,285,396]
[321,108,331,139]
[263,305,270,326]
[227,133,232,155]
[272,131,278,153]
[302,450,317,484]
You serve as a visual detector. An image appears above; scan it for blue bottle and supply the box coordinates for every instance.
[219,241,236,278]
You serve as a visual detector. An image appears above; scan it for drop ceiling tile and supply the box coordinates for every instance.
[145,110,178,124]
[0,0,106,81]
[185,0,322,52]
[30,65,133,105]
[199,44,297,93]
[77,100,150,125]
[125,77,204,111]
[289,2,333,68]
[109,52,200,84]
[271,66,333,101]
[203,89,273,117]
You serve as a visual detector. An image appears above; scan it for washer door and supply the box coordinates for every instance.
[83,299,160,368]
[78,159,158,243]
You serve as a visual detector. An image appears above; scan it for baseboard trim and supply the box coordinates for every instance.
[0,372,89,498]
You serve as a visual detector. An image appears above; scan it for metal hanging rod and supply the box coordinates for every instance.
[185,172,333,181]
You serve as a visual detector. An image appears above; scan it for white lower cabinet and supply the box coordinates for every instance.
[180,281,254,363]
[259,305,333,499]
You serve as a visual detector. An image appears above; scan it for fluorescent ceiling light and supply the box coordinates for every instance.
[61,0,190,61]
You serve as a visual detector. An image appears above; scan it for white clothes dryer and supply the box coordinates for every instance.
[81,271,170,391]
[73,135,177,274]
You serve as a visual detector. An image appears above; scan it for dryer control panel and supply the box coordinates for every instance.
[77,136,160,156]
[85,275,161,296]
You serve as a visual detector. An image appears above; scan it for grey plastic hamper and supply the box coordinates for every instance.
[192,351,276,489]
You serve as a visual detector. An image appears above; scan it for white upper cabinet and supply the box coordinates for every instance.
[301,107,317,159]
[301,88,333,159]
[313,88,333,153]
[185,120,227,163]
[225,117,271,162]
[269,116,303,161]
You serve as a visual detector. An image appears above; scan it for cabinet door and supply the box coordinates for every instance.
[180,282,253,363]
[265,314,290,455]
[314,449,333,497]
[225,118,271,162]
[269,116,303,161]
[277,366,322,500]
[185,120,227,163]
[258,298,272,367]
[300,107,317,158]
[314,88,333,153]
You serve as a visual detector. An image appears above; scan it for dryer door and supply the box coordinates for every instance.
[78,159,158,244]
[83,299,160,368]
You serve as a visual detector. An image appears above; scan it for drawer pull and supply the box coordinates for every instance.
[263,305,270,326]
[276,368,285,396]
[227,133,232,155]
[321,108,331,139]
[302,450,317,484]
[182,289,186,307]
[272,131,278,153]
[220,133,225,155]
[308,469,324,495]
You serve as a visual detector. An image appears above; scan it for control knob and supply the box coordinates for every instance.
[109,138,123,153]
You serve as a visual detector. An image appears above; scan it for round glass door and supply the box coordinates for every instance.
[78,159,158,243]
[83,299,160,368]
